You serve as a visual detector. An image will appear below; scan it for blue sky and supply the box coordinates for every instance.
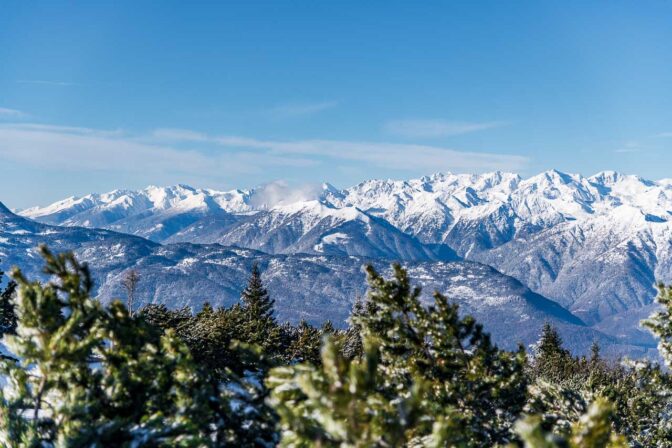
[2,1,672,208]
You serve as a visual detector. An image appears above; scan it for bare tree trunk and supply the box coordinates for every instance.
[122,269,140,317]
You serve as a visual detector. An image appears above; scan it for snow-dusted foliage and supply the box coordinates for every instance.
[0,247,276,446]
[2,248,672,446]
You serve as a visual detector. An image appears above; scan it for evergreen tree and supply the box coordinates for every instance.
[268,337,469,447]
[237,263,283,357]
[0,265,17,336]
[141,301,281,444]
[526,317,672,446]
[269,264,528,445]
[7,247,672,446]
[286,319,322,365]
[241,263,275,321]
[532,322,574,382]
[320,319,335,334]
[644,283,672,366]
[537,322,568,359]
[0,246,276,446]
[356,264,528,445]
[341,297,365,360]
[589,340,601,365]
[139,303,192,332]
[516,398,628,448]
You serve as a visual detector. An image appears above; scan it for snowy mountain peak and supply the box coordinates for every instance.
[266,200,372,230]
[21,171,672,237]
[8,169,672,354]
[589,170,625,185]
[523,169,583,187]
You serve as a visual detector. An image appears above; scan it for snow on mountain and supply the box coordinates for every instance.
[0,202,627,356]
[18,170,672,335]
[167,200,456,261]
[328,169,672,244]
[474,206,672,326]
[324,170,672,324]
[325,172,522,243]
[0,202,157,281]
[20,185,253,242]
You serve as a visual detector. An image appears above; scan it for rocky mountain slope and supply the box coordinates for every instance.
[20,170,672,351]
[166,200,456,261]
[326,170,672,328]
[1,201,642,356]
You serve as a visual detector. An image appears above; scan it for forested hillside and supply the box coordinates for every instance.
[1,247,671,446]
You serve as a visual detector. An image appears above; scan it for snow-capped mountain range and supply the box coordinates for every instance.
[1,200,618,356]
[14,169,672,356]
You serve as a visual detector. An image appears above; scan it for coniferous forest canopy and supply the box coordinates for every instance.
[1,247,672,447]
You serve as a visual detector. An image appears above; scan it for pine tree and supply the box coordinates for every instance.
[525,309,672,446]
[589,340,601,365]
[643,283,672,366]
[533,322,574,382]
[341,297,365,360]
[0,265,17,336]
[517,398,628,448]
[238,263,283,358]
[0,246,277,446]
[272,263,527,445]
[287,320,322,364]
[359,264,528,445]
[537,322,567,359]
[267,337,468,447]
[139,303,192,332]
[241,262,275,321]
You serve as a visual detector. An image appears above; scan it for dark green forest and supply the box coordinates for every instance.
[1,246,672,447]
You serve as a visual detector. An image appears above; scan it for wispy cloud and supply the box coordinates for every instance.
[0,122,529,190]
[0,107,27,118]
[0,124,315,181]
[16,80,75,86]
[153,128,529,172]
[7,123,121,137]
[384,119,505,138]
[614,141,641,153]
[268,100,339,118]
[654,132,672,138]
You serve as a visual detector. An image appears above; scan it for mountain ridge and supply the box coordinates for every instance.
[1,201,628,358]
[16,169,672,347]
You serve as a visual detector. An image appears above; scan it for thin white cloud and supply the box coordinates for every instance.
[153,128,529,172]
[268,100,339,118]
[0,107,27,118]
[0,123,529,187]
[7,123,122,137]
[0,124,315,179]
[384,119,504,138]
[16,80,75,86]
[655,132,672,138]
[614,141,642,153]
[152,128,208,142]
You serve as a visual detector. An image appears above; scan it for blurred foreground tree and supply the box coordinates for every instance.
[0,246,275,447]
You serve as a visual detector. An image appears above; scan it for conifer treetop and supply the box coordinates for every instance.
[241,262,275,321]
